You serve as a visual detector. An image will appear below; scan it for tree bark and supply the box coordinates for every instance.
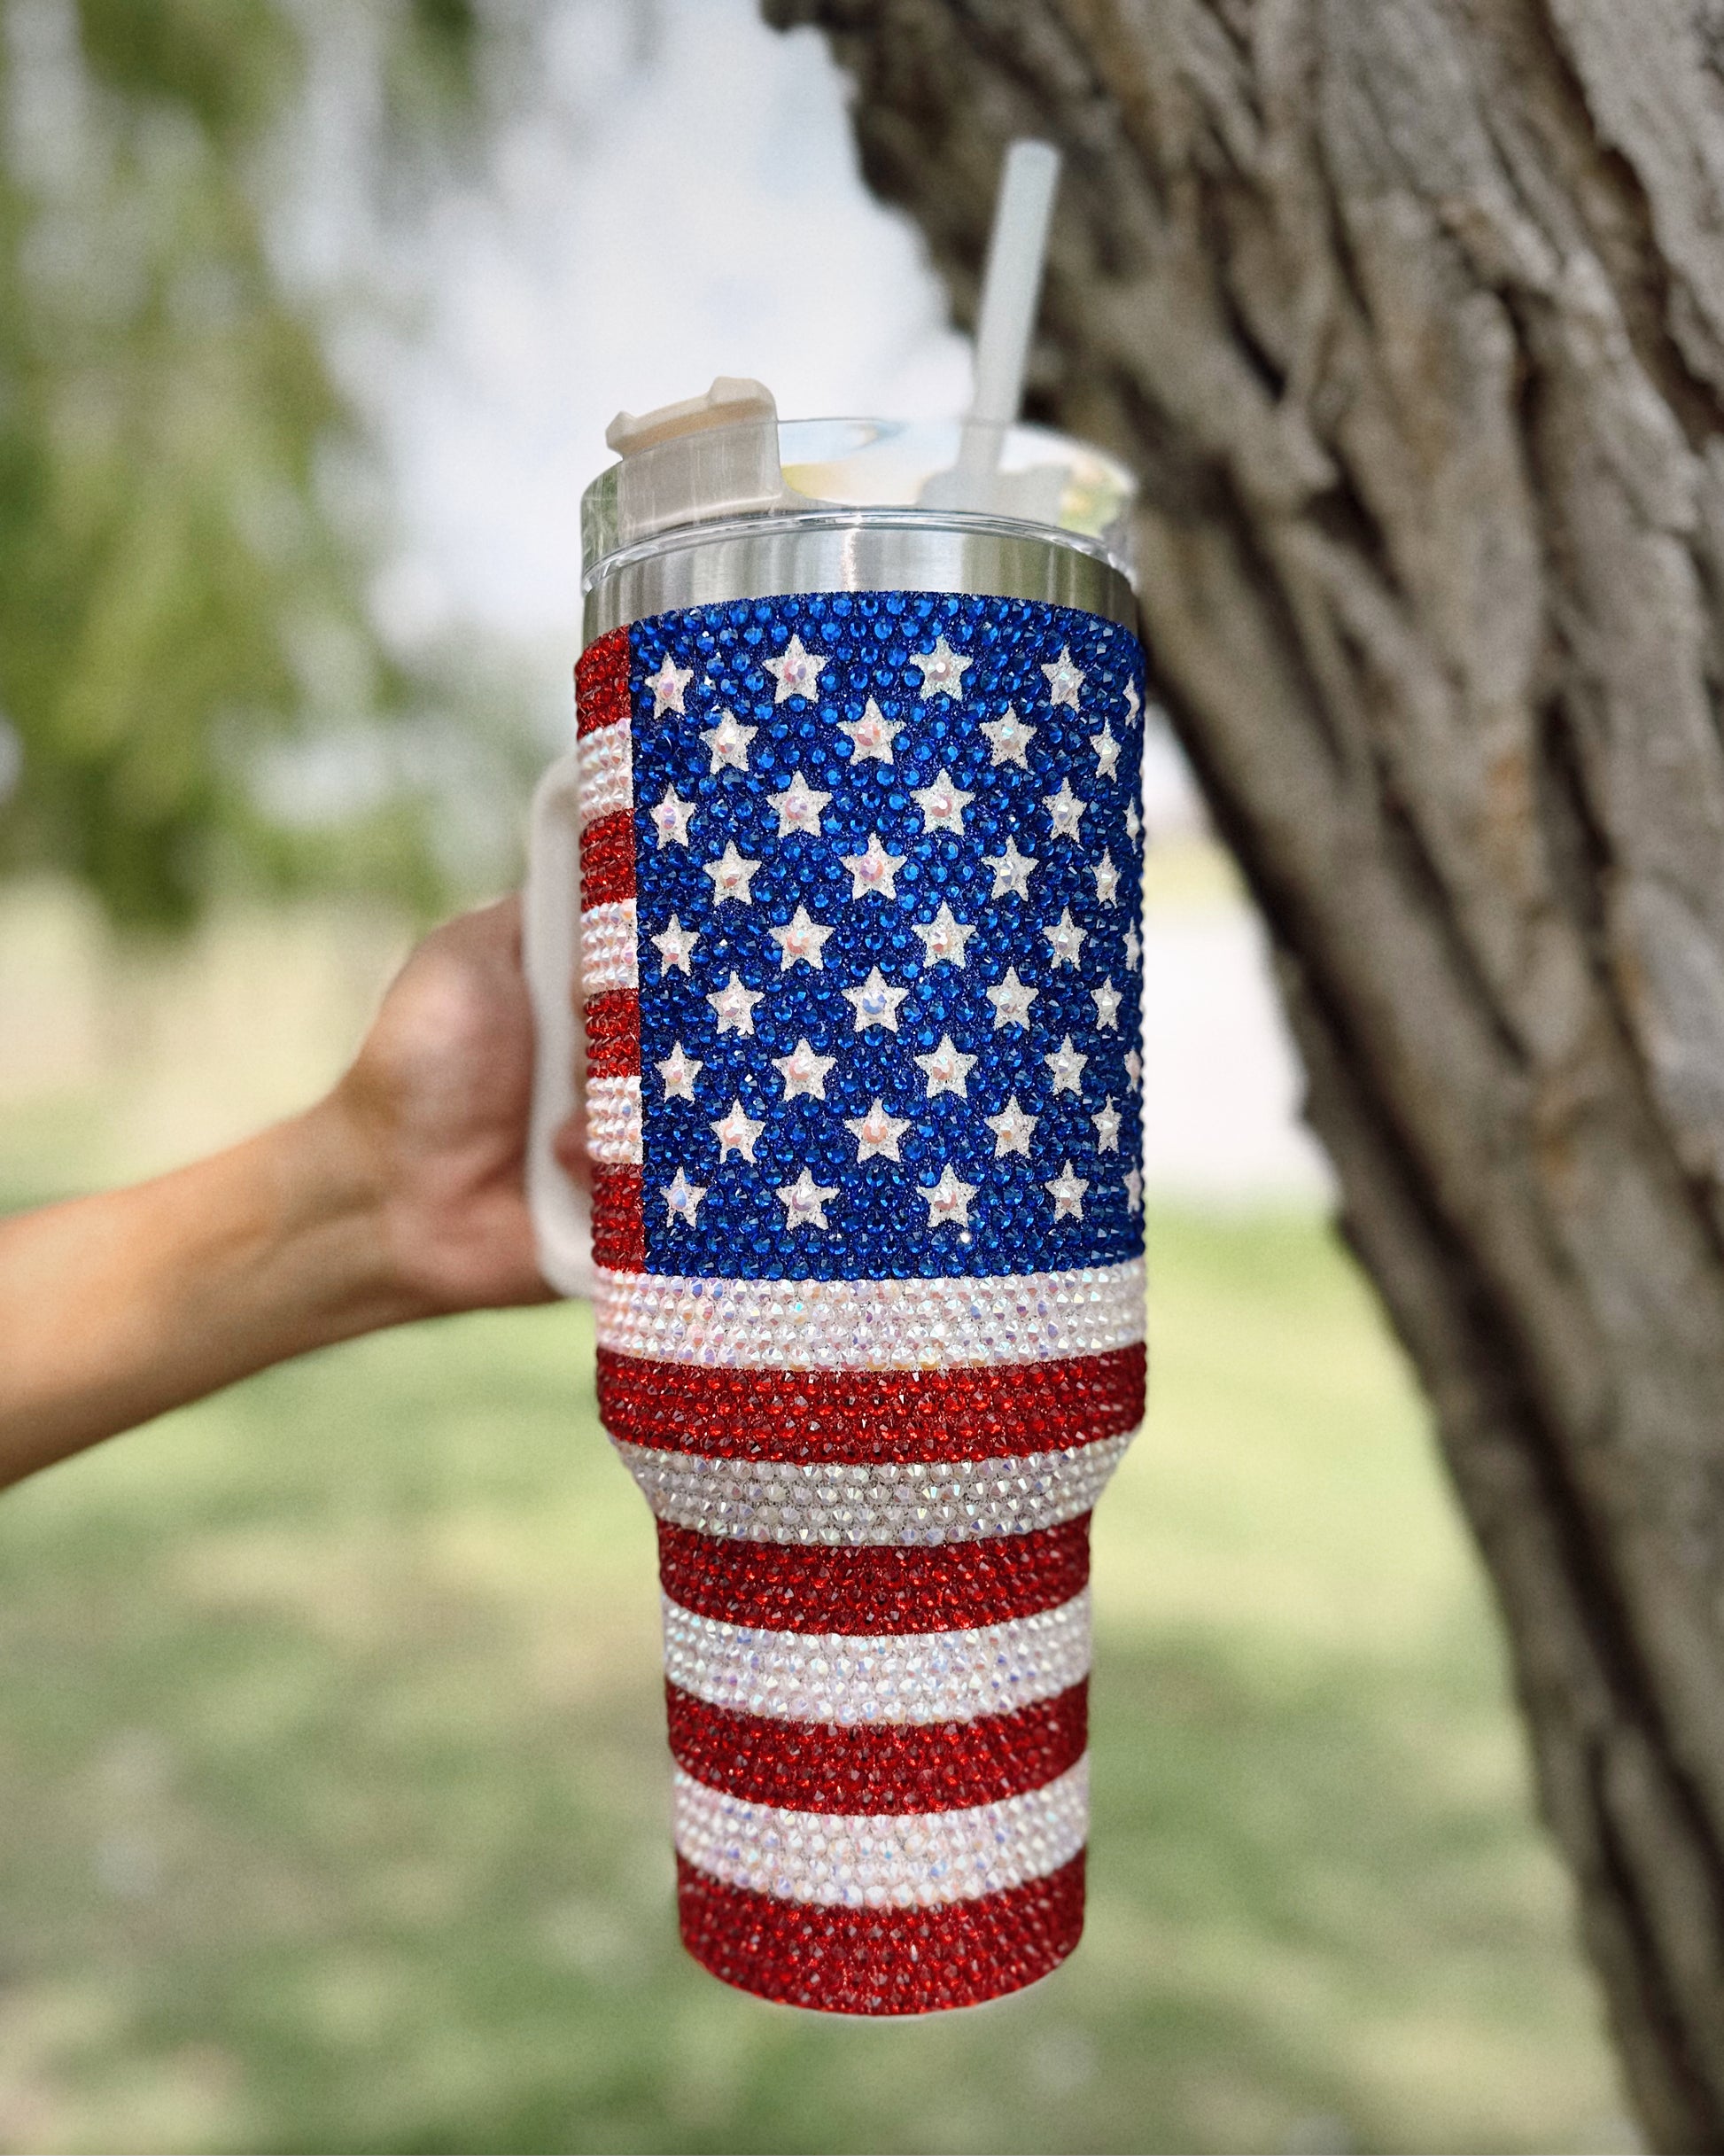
[764,0,1724,2143]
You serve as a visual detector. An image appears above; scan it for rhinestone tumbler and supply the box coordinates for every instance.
[524,384,1145,2013]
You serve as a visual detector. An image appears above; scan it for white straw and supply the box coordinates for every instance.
[967,139,1062,430]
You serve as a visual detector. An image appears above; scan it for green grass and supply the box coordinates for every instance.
[0,1206,1624,2153]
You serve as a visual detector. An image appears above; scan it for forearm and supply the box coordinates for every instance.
[0,1101,431,1484]
[0,898,555,1484]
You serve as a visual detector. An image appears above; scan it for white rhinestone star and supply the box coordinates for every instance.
[986,967,1038,1031]
[1046,1160,1090,1220]
[700,709,757,773]
[663,1166,706,1225]
[768,905,835,972]
[1092,1097,1122,1153]
[1124,1047,1144,1086]
[985,1095,1038,1157]
[911,767,975,834]
[703,842,761,906]
[1125,798,1143,842]
[845,1097,911,1163]
[842,966,911,1032]
[921,1164,977,1230]
[1124,680,1141,720]
[912,903,975,969]
[651,785,696,849]
[1123,924,1142,968]
[1089,721,1121,780]
[1045,1035,1089,1095]
[983,836,1038,901]
[778,1166,837,1230]
[772,1038,836,1101]
[914,1033,976,1100]
[1092,977,1123,1030]
[707,973,762,1036]
[979,705,1037,768]
[1123,1166,1145,1213]
[841,832,905,901]
[910,634,972,700]
[711,1099,765,1163]
[1094,851,1121,906]
[1044,777,1087,842]
[651,915,700,976]
[645,654,693,717]
[656,1043,702,1101]
[837,697,903,765]
[1043,908,1087,969]
[1042,647,1085,708]
[763,634,827,704]
[768,769,831,836]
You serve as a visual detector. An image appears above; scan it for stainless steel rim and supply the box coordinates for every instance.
[581,511,1138,642]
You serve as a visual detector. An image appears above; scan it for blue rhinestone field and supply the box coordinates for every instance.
[629,588,1145,1282]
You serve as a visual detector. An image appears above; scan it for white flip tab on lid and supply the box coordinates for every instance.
[604,377,796,551]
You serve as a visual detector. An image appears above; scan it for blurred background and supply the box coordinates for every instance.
[0,2,1627,2149]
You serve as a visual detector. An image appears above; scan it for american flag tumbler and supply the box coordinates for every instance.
[524,393,1145,2013]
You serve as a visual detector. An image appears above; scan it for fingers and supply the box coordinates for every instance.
[416,898,591,1194]
[417,893,523,974]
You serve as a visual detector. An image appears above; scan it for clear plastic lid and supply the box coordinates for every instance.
[579,413,1138,588]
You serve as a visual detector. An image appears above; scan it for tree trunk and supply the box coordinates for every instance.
[764,0,1724,2143]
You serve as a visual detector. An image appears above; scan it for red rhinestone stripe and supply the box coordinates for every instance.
[575,627,630,737]
[675,1849,1084,2014]
[656,1516,1091,1634]
[665,1680,1087,1814]
[572,631,637,1276]
[599,1345,1145,1462]
[592,1164,645,1273]
[584,989,641,1081]
[579,811,636,909]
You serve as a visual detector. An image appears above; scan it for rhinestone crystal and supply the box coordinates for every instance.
[592,1260,1146,1368]
[614,1430,1135,1544]
[672,1757,1089,1906]
[661,1587,1091,1724]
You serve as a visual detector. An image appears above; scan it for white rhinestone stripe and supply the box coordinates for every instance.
[614,1430,1132,1545]
[661,1588,1091,1725]
[580,899,639,992]
[593,1259,1145,1369]
[586,1076,643,1164]
[673,1756,1089,1907]
[578,721,632,828]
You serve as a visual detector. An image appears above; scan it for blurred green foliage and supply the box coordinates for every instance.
[0,0,524,930]
[0,1190,1622,2152]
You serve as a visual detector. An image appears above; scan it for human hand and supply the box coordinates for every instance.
[315,895,574,1319]
[0,898,579,1481]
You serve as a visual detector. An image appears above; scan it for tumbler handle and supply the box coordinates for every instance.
[523,747,595,1299]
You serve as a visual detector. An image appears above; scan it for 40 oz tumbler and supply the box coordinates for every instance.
[524,380,1146,2014]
